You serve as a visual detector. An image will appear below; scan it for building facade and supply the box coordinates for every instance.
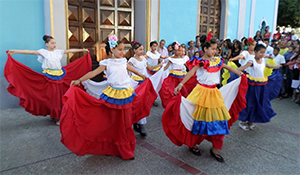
[0,0,279,108]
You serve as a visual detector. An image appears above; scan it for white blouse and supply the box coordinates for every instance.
[247,59,265,78]
[37,49,64,70]
[196,67,220,85]
[146,51,160,66]
[128,57,147,77]
[239,50,254,67]
[99,58,131,88]
[168,57,189,71]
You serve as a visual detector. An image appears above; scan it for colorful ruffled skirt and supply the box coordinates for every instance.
[60,79,158,159]
[4,53,92,119]
[162,75,247,149]
[239,75,277,123]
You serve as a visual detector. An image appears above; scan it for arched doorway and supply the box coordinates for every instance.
[198,0,221,39]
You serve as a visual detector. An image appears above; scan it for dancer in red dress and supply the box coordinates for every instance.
[4,35,90,125]
[162,33,248,162]
[60,35,158,160]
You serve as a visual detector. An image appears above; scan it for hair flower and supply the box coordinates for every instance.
[174,42,180,50]
[108,34,118,48]
[206,33,212,42]
[247,37,254,46]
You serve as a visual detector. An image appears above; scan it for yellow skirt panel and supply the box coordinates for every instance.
[264,59,276,77]
[192,106,231,122]
[102,86,135,99]
[187,85,225,108]
[131,75,144,81]
[43,69,64,76]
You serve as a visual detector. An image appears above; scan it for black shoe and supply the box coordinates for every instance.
[139,124,147,137]
[210,149,224,163]
[133,123,140,132]
[153,101,159,107]
[189,146,201,156]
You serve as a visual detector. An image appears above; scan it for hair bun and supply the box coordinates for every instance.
[200,35,206,43]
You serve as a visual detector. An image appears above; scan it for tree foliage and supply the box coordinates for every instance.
[277,0,300,27]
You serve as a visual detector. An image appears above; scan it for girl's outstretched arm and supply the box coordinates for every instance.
[174,65,199,94]
[7,50,40,55]
[229,54,244,62]
[64,49,88,54]
[266,64,281,69]
[147,61,164,71]
[163,61,171,71]
[70,65,106,86]
[127,64,147,80]
[223,64,243,76]
[237,61,253,71]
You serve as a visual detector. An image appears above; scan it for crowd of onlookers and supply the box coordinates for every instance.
[157,26,300,105]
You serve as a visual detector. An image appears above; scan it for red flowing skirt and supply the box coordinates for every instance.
[159,75,198,108]
[60,79,157,159]
[4,54,92,119]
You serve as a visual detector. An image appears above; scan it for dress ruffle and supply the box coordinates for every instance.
[169,70,187,78]
[187,57,224,72]
[43,68,66,80]
[60,79,157,159]
[131,75,144,84]
[222,61,238,85]
[4,53,92,119]
[264,59,276,77]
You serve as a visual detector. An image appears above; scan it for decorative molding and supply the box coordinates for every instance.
[145,0,151,51]
[220,0,228,39]
[249,0,256,37]
[196,0,201,36]
[237,0,246,40]
[272,0,279,35]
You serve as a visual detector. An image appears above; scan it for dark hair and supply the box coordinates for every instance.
[195,35,200,41]
[43,35,54,43]
[233,40,242,51]
[224,39,232,49]
[171,42,182,50]
[289,45,296,50]
[276,27,280,31]
[150,41,158,47]
[264,38,270,42]
[241,37,246,42]
[105,40,123,55]
[194,51,201,57]
[200,34,217,52]
[131,41,142,50]
[160,39,165,43]
[274,46,280,52]
[254,44,266,52]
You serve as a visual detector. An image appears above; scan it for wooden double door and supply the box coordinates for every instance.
[199,0,221,39]
[67,0,134,62]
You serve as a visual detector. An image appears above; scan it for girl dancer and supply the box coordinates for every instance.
[162,33,247,162]
[128,41,164,136]
[238,44,281,130]
[159,42,190,108]
[60,35,158,160]
[146,40,168,75]
[222,37,256,85]
[5,35,90,125]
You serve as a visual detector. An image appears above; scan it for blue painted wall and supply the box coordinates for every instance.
[0,0,45,78]
[253,0,276,37]
[226,0,239,40]
[159,0,198,46]
[244,0,252,38]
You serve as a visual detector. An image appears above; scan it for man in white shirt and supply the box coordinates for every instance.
[291,30,299,41]
[272,47,286,66]
[158,39,168,57]
[264,38,274,58]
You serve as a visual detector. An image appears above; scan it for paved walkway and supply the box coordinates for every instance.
[0,98,299,175]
